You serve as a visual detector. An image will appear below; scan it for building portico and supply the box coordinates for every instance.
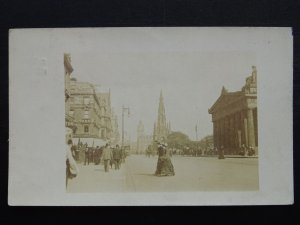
[209,66,258,155]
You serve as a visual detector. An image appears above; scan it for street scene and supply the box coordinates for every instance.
[64,46,259,192]
[67,155,258,192]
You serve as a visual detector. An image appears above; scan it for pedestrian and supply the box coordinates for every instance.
[94,146,100,165]
[75,145,80,161]
[113,145,122,170]
[99,146,104,164]
[240,144,246,156]
[84,145,89,165]
[218,146,225,159]
[121,147,126,163]
[102,143,113,172]
[155,143,175,176]
[110,146,115,169]
[66,139,79,187]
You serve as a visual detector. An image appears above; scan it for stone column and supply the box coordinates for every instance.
[223,117,228,149]
[220,118,224,148]
[236,112,242,149]
[230,116,234,149]
[213,121,217,148]
[247,108,256,148]
[217,120,222,149]
[243,111,249,147]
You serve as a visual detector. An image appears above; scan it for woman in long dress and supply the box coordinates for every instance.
[155,143,175,176]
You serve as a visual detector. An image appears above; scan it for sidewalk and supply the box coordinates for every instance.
[67,161,127,193]
[180,155,258,159]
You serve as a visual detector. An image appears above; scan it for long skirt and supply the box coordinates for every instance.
[155,156,175,176]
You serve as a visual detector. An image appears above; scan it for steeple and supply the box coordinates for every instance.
[154,90,169,142]
[221,86,228,95]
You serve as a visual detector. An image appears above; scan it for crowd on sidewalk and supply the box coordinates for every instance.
[66,140,127,187]
[146,144,256,158]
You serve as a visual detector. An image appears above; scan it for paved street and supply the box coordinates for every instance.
[67,155,259,193]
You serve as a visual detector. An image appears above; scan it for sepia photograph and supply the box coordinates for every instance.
[64,51,259,193]
[9,28,293,205]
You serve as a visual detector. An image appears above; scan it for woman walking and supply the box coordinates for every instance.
[155,143,175,176]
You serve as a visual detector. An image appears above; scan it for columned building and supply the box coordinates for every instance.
[153,91,171,142]
[208,66,258,155]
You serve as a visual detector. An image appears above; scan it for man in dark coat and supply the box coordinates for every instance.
[102,143,113,172]
[84,145,90,165]
[113,145,122,170]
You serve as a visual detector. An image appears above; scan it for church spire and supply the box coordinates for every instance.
[155,90,168,141]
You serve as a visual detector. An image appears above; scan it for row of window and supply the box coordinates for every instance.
[69,110,90,119]
[82,125,106,138]
[70,96,93,105]
[69,110,109,119]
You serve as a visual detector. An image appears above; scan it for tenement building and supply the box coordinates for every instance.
[208,66,258,155]
[68,80,112,140]
[64,53,75,131]
[111,109,120,144]
[137,120,153,154]
[97,91,113,140]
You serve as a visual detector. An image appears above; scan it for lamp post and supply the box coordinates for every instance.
[122,105,130,148]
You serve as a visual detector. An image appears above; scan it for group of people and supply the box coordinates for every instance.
[239,145,256,156]
[147,145,218,157]
[101,143,124,172]
[66,140,127,187]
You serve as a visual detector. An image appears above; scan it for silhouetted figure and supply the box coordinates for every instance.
[102,143,113,172]
[218,146,225,159]
[113,145,122,170]
[155,143,175,176]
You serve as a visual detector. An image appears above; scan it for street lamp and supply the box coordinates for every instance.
[122,105,130,148]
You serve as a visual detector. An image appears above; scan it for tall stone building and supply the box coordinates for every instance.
[208,66,258,155]
[153,91,171,142]
[111,109,120,144]
[64,53,75,130]
[97,91,113,139]
[68,80,112,140]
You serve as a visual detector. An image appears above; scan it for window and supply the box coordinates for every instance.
[84,110,89,119]
[69,110,74,116]
[84,97,90,105]
[101,129,105,138]
[84,125,89,133]
[74,96,81,104]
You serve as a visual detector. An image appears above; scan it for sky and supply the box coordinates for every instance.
[62,28,256,142]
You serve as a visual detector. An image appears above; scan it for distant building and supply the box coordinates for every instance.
[208,66,258,155]
[111,109,120,144]
[137,121,153,154]
[97,91,113,139]
[153,91,171,142]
